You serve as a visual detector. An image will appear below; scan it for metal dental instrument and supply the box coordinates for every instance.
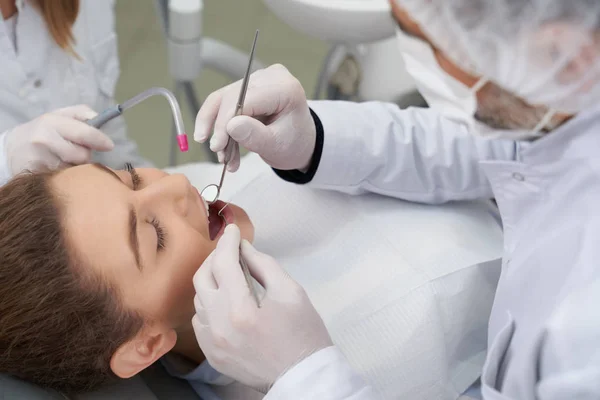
[200,29,259,205]
[238,243,261,307]
[200,30,262,307]
[217,203,262,308]
[86,87,189,152]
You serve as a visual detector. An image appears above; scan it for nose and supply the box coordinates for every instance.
[137,173,191,217]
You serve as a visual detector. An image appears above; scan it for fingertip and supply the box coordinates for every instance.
[240,239,255,255]
[71,104,99,121]
[225,145,240,172]
[95,135,114,151]
[82,110,99,120]
[84,124,114,150]
[194,120,209,143]
[105,137,115,150]
[194,133,208,144]
[191,314,203,331]
[224,224,240,236]
[209,132,230,153]
[226,161,238,173]
[220,224,241,247]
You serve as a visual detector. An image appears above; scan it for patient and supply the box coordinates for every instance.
[0,163,254,394]
[0,155,503,399]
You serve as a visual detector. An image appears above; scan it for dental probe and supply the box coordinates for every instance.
[201,29,260,206]
[86,87,189,152]
[200,30,261,307]
[218,201,262,308]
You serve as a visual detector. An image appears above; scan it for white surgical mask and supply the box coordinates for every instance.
[395,28,555,141]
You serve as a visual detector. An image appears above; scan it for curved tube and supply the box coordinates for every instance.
[121,87,188,151]
[121,87,186,138]
[87,87,189,152]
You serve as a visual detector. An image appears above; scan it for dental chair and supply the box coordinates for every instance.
[0,362,201,400]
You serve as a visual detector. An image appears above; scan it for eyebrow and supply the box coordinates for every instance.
[92,162,120,181]
[129,207,142,271]
[91,163,143,271]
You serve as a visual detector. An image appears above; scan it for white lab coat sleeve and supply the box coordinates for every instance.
[91,96,154,169]
[0,130,12,186]
[308,100,517,204]
[264,347,381,400]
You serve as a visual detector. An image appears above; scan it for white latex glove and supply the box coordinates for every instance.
[192,225,333,393]
[193,64,316,173]
[3,105,114,174]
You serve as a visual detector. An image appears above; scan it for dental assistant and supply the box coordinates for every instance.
[0,0,149,186]
[192,0,600,398]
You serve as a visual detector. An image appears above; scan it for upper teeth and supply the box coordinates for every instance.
[200,195,210,218]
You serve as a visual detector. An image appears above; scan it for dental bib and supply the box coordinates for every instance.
[170,154,503,399]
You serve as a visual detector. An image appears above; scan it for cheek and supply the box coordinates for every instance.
[147,236,217,325]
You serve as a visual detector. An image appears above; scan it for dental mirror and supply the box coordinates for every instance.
[200,184,220,205]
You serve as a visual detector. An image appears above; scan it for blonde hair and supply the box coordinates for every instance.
[34,0,80,55]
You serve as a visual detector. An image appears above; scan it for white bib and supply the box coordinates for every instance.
[171,154,503,399]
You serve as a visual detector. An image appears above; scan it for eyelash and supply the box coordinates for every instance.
[125,163,167,251]
[125,162,141,190]
[151,218,166,251]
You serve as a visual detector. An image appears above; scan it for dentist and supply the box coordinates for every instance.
[192,0,600,398]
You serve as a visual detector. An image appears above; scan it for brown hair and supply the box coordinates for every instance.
[34,0,80,54]
[0,171,143,394]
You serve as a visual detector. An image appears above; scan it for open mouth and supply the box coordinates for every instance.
[208,200,234,240]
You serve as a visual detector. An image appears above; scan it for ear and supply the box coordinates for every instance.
[110,327,177,379]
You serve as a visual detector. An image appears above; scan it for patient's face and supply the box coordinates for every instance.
[51,164,254,330]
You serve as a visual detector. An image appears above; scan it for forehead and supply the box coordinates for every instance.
[52,164,126,222]
[51,165,137,281]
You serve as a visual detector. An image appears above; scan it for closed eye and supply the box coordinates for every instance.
[124,163,167,251]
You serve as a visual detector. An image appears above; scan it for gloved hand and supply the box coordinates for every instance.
[194,64,316,173]
[3,105,114,175]
[192,225,333,393]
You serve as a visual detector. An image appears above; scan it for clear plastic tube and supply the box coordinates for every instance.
[121,87,189,151]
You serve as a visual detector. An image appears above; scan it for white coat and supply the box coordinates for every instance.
[0,0,150,183]
[264,100,600,399]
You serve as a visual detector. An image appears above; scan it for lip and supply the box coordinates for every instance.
[194,186,236,240]
[212,200,234,223]
[209,200,235,240]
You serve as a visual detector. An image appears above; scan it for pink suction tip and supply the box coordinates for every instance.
[177,134,189,152]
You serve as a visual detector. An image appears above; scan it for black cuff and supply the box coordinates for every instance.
[273,108,324,184]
